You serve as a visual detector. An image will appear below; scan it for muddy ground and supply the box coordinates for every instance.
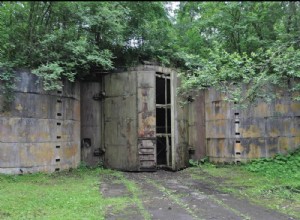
[100,168,296,220]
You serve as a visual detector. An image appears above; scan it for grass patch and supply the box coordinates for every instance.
[114,173,151,220]
[0,167,130,220]
[190,149,300,219]
[97,171,151,219]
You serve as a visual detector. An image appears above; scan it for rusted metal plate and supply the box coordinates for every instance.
[136,71,156,170]
[138,139,156,170]
[137,71,156,138]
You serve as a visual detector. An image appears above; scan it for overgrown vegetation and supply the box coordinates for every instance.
[0,167,145,220]
[190,149,300,218]
[245,148,300,178]
[176,2,300,106]
[0,2,175,108]
[0,168,102,219]
[1,2,300,107]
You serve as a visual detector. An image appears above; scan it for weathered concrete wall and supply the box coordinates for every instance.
[80,81,103,167]
[0,70,80,174]
[205,87,300,163]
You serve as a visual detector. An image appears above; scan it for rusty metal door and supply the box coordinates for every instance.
[103,71,139,171]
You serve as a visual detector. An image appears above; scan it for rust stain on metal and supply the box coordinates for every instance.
[138,86,156,138]
[239,125,261,138]
[235,142,242,153]
[291,102,300,114]
[275,103,289,114]
[252,103,269,118]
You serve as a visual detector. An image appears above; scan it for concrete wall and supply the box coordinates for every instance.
[205,87,300,163]
[7,66,294,172]
[0,70,80,174]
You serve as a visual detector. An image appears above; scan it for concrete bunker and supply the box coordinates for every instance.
[1,65,300,174]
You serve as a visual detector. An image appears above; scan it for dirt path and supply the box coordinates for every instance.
[100,169,296,220]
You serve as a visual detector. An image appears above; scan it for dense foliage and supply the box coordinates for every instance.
[176,2,300,106]
[246,148,300,178]
[1,2,300,107]
[0,1,175,108]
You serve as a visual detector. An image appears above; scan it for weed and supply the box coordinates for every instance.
[113,172,151,220]
[191,148,300,219]
[189,156,209,167]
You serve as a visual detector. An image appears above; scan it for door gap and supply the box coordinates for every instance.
[156,72,172,166]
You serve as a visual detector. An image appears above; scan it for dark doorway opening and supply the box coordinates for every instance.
[157,137,166,165]
[156,72,172,167]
